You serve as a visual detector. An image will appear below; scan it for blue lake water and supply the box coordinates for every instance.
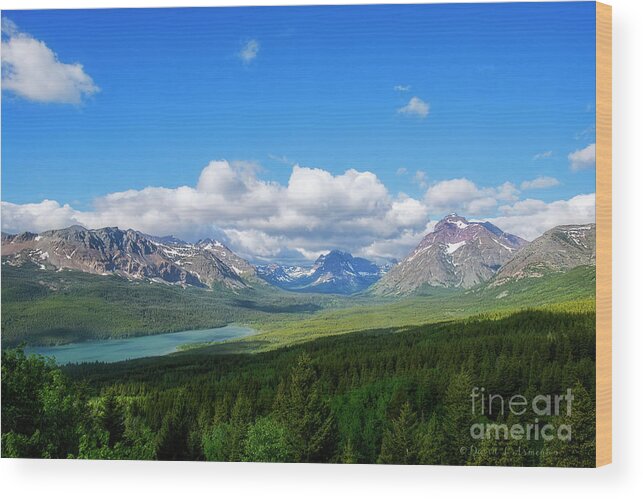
[24,325,255,364]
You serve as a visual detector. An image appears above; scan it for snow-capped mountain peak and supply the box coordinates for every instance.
[374,214,528,294]
[257,249,385,294]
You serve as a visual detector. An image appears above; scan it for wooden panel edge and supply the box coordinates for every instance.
[595,1,612,468]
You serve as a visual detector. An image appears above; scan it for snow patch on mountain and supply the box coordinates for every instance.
[445,241,466,254]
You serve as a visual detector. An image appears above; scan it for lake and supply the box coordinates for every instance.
[24,325,256,364]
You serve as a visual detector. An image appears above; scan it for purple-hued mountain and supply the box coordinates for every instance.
[257,250,384,294]
[373,214,528,294]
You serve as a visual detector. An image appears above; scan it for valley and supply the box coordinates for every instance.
[1,214,596,352]
[1,214,598,465]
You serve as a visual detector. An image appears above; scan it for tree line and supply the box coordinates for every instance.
[2,305,596,466]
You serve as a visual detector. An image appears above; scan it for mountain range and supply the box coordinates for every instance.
[1,214,596,296]
[257,250,384,294]
[1,226,255,290]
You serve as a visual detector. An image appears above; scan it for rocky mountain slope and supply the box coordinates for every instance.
[491,223,596,285]
[1,226,255,290]
[258,250,383,294]
[373,214,527,295]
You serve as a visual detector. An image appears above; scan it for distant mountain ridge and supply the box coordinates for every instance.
[1,226,384,294]
[257,249,384,294]
[1,226,255,290]
[373,214,528,294]
[2,219,596,296]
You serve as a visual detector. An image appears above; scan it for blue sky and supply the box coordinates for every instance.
[1,3,597,262]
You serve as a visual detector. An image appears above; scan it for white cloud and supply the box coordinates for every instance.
[568,143,596,171]
[384,195,429,228]
[490,193,595,240]
[520,176,560,190]
[495,181,520,202]
[361,225,431,262]
[239,39,259,64]
[1,161,597,261]
[0,199,82,233]
[294,247,331,261]
[424,178,519,216]
[398,96,429,118]
[413,170,428,188]
[2,17,18,36]
[396,167,407,175]
[394,84,411,92]
[533,150,553,160]
[1,161,432,261]
[1,19,99,104]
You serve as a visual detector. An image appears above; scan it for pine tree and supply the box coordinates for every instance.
[273,353,336,462]
[378,401,419,464]
[101,390,125,447]
[228,393,252,461]
[156,399,192,461]
[442,371,475,465]
[201,422,231,461]
[418,412,448,464]
[340,439,358,464]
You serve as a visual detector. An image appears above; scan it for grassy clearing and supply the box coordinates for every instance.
[215,266,596,352]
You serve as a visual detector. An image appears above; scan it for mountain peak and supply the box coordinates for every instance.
[259,249,383,294]
[196,238,226,249]
[374,217,527,294]
[435,213,470,231]
[316,249,350,262]
[492,223,596,284]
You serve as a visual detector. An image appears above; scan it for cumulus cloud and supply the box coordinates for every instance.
[1,161,432,261]
[424,178,519,216]
[0,199,82,233]
[568,143,596,171]
[396,167,407,175]
[1,18,99,104]
[1,161,597,261]
[361,224,433,262]
[394,84,411,92]
[489,193,595,240]
[520,176,560,190]
[239,39,259,64]
[398,96,429,118]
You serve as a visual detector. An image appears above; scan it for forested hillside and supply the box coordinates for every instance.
[1,261,595,349]
[0,262,343,347]
[2,301,596,466]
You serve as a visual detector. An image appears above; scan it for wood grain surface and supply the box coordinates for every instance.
[596,1,612,468]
